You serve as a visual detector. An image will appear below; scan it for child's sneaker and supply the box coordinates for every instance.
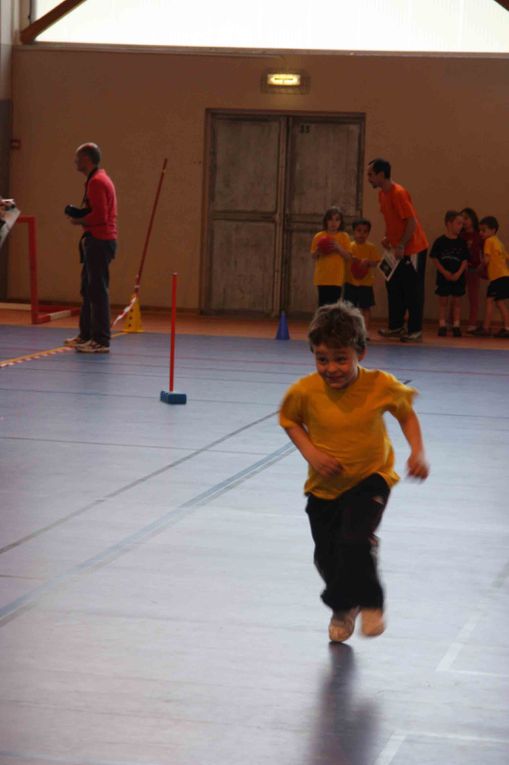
[472,327,491,337]
[360,608,385,637]
[495,328,509,338]
[64,335,87,347]
[452,326,462,337]
[437,326,447,337]
[328,608,358,643]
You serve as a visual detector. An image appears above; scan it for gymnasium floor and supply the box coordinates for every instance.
[0,312,508,765]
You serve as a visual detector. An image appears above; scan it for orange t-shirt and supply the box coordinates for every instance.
[379,183,428,255]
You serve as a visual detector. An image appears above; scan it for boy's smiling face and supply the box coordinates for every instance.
[313,344,365,390]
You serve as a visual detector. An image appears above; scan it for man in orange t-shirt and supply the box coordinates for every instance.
[367,158,428,343]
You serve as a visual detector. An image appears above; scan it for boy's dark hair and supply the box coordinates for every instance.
[444,210,462,224]
[76,142,101,166]
[368,158,391,178]
[460,207,479,231]
[479,215,499,232]
[322,206,344,230]
[352,218,372,231]
[308,300,367,354]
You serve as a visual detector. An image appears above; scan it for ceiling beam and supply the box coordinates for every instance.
[20,0,87,45]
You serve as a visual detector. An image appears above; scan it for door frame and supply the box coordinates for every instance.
[200,108,366,316]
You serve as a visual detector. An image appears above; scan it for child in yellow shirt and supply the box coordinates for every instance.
[310,207,352,307]
[474,216,509,338]
[343,218,380,334]
[279,301,429,643]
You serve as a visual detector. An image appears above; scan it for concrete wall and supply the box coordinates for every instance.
[8,45,509,317]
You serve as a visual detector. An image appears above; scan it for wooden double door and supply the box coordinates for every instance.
[202,110,365,316]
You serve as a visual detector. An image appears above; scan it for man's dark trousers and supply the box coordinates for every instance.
[79,235,116,347]
[386,249,427,334]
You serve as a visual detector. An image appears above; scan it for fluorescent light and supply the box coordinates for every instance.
[266,72,301,87]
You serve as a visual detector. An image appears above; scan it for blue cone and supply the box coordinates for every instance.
[275,311,290,340]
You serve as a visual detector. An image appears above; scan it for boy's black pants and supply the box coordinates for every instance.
[305,474,390,612]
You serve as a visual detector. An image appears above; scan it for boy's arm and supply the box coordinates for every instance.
[451,260,468,281]
[397,409,430,480]
[433,256,453,280]
[332,241,352,261]
[284,423,342,479]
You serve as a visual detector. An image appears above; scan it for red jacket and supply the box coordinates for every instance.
[82,168,117,240]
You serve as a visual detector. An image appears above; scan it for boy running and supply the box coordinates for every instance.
[279,301,429,642]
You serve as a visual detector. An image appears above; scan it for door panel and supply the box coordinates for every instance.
[288,119,362,216]
[213,119,280,211]
[204,115,283,314]
[285,229,318,316]
[209,220,276,313]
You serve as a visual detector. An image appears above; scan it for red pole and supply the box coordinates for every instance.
[169,273,177,392]
[135,157,168,293]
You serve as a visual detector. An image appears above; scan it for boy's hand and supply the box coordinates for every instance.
[406,451,430,480]
[308,448,343,479]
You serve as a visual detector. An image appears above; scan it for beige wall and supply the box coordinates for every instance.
[9,46,509,318]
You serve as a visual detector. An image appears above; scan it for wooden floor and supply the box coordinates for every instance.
[0,311,508,765]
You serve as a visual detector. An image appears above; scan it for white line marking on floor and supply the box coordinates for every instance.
[374,732,406,765]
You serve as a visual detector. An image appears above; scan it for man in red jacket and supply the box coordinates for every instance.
[65,143,118,353]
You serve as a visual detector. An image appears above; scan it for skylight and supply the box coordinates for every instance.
[35,0,509,53]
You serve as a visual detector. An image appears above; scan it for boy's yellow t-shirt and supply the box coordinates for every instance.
[310,231,351,287]
[347,241,381,287]
[279,367,416,499]
[483,235,509,282]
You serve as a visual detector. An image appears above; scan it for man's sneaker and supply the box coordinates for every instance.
[495,328,509,338]
[472,327,491,337]
[452,327,462,337]
[400,331,423,343]
[64,335,87,347]
[466,326,477,335]
[360,608,385,637]
[378,327,405,338]
[76,340,110,353]
[437,326,447,337]
[328,608,358,643]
